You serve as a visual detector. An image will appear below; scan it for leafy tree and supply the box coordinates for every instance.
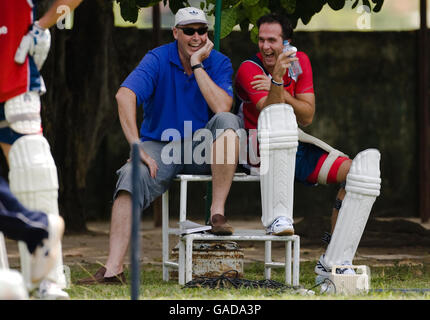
[117,0,384,41]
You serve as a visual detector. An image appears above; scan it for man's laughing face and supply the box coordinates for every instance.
[173,23,208,61]
[258,22,284,71]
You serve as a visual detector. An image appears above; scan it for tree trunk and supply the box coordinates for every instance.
[41,0,119,232]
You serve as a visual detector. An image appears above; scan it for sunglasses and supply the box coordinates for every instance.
[177,26,208,36]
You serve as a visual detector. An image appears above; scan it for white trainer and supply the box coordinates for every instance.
[266,216,294,236]
[31,215,65,284]
[36,279,69,300]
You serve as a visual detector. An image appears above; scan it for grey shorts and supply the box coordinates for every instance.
[114,112,243,212]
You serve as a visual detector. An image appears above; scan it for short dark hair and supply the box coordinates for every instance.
[256,13,293,40]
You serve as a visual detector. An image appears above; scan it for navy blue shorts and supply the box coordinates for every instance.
[0,176,48,254]
[295,142,326,185]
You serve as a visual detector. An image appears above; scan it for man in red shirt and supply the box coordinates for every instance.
[235,13,381,283]
[236,13,351,233]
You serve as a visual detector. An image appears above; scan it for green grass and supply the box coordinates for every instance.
[66,261,430,300]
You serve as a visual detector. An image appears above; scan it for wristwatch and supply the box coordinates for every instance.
[191,63,204,71]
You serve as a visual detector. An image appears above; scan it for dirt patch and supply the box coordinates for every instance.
[295,216,430,247]
[4,217,430,270]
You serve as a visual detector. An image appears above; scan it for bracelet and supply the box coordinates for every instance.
[191,63,204,71]
[271,78,284,86]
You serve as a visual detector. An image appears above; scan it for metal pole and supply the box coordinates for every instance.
[131,143,141,300]
[205,0,223,223]
[214,0,222,51]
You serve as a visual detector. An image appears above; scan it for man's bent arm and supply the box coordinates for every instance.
[194,68,233,113]
[38,0,84,29]
[116,87,140,145]
[258,79,285,110]
[257,51,290,111]
[116,87,159,177]
[256,92,315,127]
[190,39,232,113]
[282,91,315,126]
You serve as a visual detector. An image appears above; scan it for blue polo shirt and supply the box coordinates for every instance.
[121,41,234,142]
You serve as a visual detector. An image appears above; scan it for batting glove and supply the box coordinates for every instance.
[14,21,51,71]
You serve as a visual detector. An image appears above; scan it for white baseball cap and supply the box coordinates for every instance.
[175,7,208,26]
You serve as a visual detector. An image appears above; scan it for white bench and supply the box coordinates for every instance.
[161,173,300,286]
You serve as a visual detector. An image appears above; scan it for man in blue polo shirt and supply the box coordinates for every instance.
[77,7,242,285]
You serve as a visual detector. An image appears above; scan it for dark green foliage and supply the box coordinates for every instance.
[117,0,385,40]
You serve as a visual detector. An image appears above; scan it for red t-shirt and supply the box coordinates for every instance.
[235,51,314,130]
[0,0,36,102]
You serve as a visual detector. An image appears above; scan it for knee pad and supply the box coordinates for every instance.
[322,149,381,269]
[4,92,42,135]
[258,104,298,227]
[8,134,59,216]
[8,134,66,290]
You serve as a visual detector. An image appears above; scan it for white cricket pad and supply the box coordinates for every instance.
[322,149,381,269]
[31,215,64,284]
[258,104,298,227]
[8,135,67,290]
[8,135,59,214]
[0,269,29,300]
[4,91,42,134]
